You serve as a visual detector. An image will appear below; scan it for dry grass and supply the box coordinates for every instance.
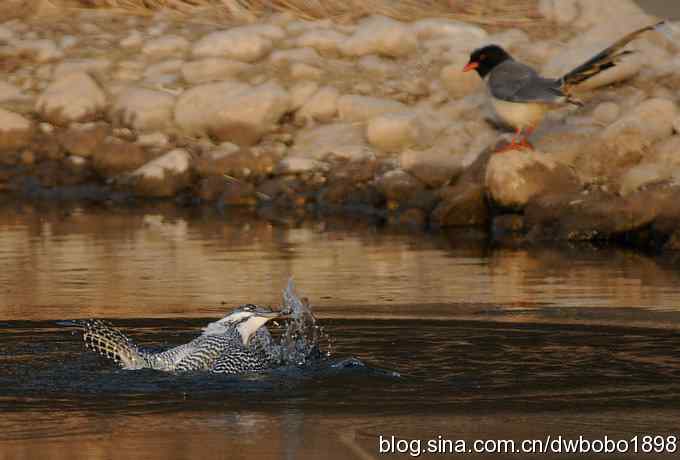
[36,0,540,26]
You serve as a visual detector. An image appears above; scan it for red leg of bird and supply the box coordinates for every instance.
[518,126,535,150]
[495,128,524,153]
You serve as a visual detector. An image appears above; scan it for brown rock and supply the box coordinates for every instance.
[197,175,256,205]
[128,149,192,198]
[430,146,496,228]
[525,185,675,241]
[485,149,581,210]
[92,138,151,178]
[195,145,276,180]
[400,147,465,188]
[492,214,526,236]
[398,208,427,228]
[328,157,378,183]
[32,133,63,161]
[256,176,308,207]
[0,109,33,152]
[376,169,424,204]
[58,123,108,158]
[431,182,488,227]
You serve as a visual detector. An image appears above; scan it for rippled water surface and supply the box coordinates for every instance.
[1,203,680,459]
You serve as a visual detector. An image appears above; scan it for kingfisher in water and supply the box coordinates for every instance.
[65,304,289,375]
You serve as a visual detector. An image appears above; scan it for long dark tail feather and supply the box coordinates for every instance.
[560,21,665,90]
[62,319,147,369]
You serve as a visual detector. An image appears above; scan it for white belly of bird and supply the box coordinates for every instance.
[491,98,548,130]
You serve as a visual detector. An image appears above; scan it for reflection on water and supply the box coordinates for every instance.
[1,203,680,459]
[1,203,680,327]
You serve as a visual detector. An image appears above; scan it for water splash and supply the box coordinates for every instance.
[274,278,332,367]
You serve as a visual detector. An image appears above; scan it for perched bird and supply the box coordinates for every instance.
[64,304,288,375]
[463,22,665,151]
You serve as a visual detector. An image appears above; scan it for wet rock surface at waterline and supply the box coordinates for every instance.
[1,0,680,250]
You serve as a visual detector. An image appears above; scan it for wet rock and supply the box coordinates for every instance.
[194,143,275,180]
[289,122,365,160]
[600,98,676,159]
[192,28,273,62]
[129,148,192,197]
[196,175,257,206]
[337,95,406,122]
[376,169,424,204]
[485,150,582,209]
[318,178,358,206]
[256,175,309,207]
[57,122,108,158]
[34,158,94,187]
[592,101,620,125]
[111,87,176,132]
[493,214,525,234]
[174,81,290,145]
[31,133,64,161]
[181,58,251,84]
[431,183,488,227]
[525,186,673,241]
[141,35,190,58]
[430,148,493,227]
[296,86,340,123]
[367,112,424,152]
[339,15,418,58]
[92,138,151,178]
[0,108,33,151]
[36,72,107,125]
[398,208,427,228]
[64,155,90,176]
[328,156,378,183]
[400,147,465,188]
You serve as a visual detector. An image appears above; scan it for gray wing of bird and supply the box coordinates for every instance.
[488,60,565,104]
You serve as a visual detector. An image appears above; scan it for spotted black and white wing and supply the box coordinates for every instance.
[173,334,240,372]
[210,347,271,374]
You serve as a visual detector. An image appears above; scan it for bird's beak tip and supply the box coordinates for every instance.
[463,62,478,72]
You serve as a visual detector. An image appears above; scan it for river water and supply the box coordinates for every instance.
[0,203,679,459]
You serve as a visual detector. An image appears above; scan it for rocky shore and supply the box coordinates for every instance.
[0,0,679,249]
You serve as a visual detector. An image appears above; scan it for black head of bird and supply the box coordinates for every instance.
[463,45,512,78]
